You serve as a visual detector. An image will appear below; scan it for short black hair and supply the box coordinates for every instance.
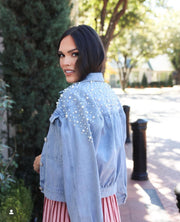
[58,25,105,81]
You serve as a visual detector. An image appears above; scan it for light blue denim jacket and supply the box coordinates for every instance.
[40,72,127,222]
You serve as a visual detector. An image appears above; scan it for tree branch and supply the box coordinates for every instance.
[100,0,108,34]
[114,0,125,15]
[103,0,128,51]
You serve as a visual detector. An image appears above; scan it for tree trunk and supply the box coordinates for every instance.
[100,0,128,56]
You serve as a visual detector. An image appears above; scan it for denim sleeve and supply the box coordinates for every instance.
[116,109,127,205]
[116,148,127,205]
[57,116,103,222]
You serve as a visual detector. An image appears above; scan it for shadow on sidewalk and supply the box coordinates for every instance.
[119,143,171,222]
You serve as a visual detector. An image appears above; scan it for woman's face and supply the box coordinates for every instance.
[58,35,80,83]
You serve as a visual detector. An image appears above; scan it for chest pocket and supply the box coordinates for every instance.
[44,116,64,193]
[46,116,62,159]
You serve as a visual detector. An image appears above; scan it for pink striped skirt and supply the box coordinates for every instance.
[42,194,121,222]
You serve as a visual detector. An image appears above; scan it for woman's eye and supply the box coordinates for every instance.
[72,52,79,57]
[58,53,64,58]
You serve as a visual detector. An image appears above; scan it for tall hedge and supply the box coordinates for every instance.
[0,0,71,220]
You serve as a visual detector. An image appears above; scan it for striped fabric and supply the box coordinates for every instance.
[42,194,121,222]
[101,195,121,222]
[43,198,70,222]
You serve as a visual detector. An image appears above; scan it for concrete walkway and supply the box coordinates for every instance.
[114,86,180,222]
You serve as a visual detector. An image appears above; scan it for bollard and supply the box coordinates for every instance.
[174,183,180,213]
[123,105,131,143]
[131,119,148,181]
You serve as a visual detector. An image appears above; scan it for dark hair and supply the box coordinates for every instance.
[58,25,105,81]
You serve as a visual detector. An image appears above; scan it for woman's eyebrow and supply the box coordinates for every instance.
[58,48,78,54]
[68,48,78,53]
[58,50,63,54]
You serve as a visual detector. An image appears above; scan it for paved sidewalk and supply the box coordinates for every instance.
[119,143,174,222]
[115,86,180,222]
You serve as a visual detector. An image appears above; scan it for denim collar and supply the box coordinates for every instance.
[59,72,104,94]
[82,72,104,82]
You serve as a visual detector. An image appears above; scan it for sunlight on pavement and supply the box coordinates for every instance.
[173,148,180,154]
[134,184,171,222]
[158,157,180,170]
[118,87,180,221]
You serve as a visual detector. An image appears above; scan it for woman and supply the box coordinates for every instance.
[33,25,127,222]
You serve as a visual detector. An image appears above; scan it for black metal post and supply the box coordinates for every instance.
[123,105,131,143]
[175,184,180,213]
[131,119,148,181]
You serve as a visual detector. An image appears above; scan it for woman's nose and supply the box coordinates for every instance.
[62,56,71,66]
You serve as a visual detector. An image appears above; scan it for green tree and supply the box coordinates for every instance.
[78,0,167,53]
[78,0,169,87]
[78,0,150,74]
[0,0,72,220]
[78,0,129,53]
[107,0,170,90]
[141,73,148,87]
[147,5,180,84]
[109,20,162,90]
[165,12,180,84]
[170,49,180,85]
[0,79,17,201]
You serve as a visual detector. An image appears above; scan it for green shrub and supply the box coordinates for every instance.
[0,1,72,220]
[0,180,33,222]
[167,74,173,86]
[148,81,170,87]
[130,82,141,88]
[0,79,18,202]
[148,81,160,87]
[141,73,148,87]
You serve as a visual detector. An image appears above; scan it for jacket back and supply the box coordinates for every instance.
[40,72,127,222]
